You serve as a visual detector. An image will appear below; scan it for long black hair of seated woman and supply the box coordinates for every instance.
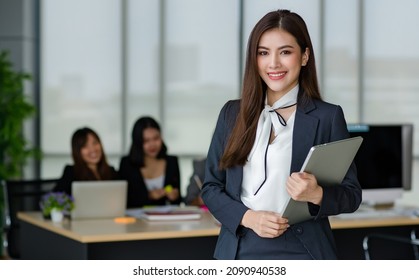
[129,116,168,167]
[72,127,115,180]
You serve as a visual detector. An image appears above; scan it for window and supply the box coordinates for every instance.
[364,0,419,155]
[41,0,122,176]
[323,0,359,122]
[39,0,419,198]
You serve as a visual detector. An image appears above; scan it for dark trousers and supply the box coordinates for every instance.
[235,227,313,260]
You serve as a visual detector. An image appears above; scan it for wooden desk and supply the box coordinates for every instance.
[18,211,220,260]
[18,211,419,260]
[330,215,419,229]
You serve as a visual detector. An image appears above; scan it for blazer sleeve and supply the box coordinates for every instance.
[119,156,148,208]
[53,165,74,196]
[109,166,120,180]
[117,156,130,182]
[201,101,249,236]
[311,105,362,219]
[165,155,182,204]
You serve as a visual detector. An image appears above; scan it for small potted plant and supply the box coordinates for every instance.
[40,192,74,222]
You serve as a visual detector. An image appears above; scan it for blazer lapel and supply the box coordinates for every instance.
[291,99,319,173]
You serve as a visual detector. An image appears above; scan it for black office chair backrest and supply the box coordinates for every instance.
[363,230,419,260]
[3,178,58,259]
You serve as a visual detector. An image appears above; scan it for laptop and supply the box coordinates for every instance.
[281,136,363,224]
[71,180,128,220]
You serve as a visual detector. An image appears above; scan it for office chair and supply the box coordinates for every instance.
[363,229,419,260]
[2,178,58,259]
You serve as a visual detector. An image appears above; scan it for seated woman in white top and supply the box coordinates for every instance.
[118,116,181,208]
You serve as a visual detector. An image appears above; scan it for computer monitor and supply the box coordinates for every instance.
[347,124,413,206]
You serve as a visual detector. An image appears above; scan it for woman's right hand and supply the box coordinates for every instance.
[241,210,289,238]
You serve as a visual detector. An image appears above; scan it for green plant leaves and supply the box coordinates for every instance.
[0,50,37,179]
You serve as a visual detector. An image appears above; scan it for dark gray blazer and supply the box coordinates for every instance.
[201,96,362,260]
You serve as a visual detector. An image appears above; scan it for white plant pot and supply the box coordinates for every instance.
[50,208,64,223]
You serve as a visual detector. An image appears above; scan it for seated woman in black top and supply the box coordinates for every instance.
[54,127,118,195]
[119,116,181,208]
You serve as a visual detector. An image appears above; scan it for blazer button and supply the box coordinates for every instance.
[294,226,304,235]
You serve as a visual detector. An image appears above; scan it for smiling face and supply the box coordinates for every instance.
[80,133,103,168]
[142,127,163,158]
[257,28,309,105]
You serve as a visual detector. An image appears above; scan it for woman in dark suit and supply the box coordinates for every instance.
[54,127,118,195]
[201,10,362,260]
[119,116,181,208]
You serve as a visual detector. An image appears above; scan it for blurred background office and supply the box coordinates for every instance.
[1,0,419,204]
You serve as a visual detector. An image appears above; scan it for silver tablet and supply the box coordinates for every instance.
[282,136,363,224]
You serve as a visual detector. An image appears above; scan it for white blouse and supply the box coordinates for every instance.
[241,113,295,213]
[241,85,298,213]
[144,174,165,191]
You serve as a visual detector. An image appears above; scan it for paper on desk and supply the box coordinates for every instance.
[125,206,171,218]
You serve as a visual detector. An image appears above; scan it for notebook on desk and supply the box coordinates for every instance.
[71,180,128,220]
[126,206,202,221]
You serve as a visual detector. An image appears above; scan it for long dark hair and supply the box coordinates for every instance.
[71,127,115,180]
[129,116,168,167]
[220,9,322,169]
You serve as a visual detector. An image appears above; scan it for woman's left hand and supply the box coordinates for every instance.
[286,172,323,205]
